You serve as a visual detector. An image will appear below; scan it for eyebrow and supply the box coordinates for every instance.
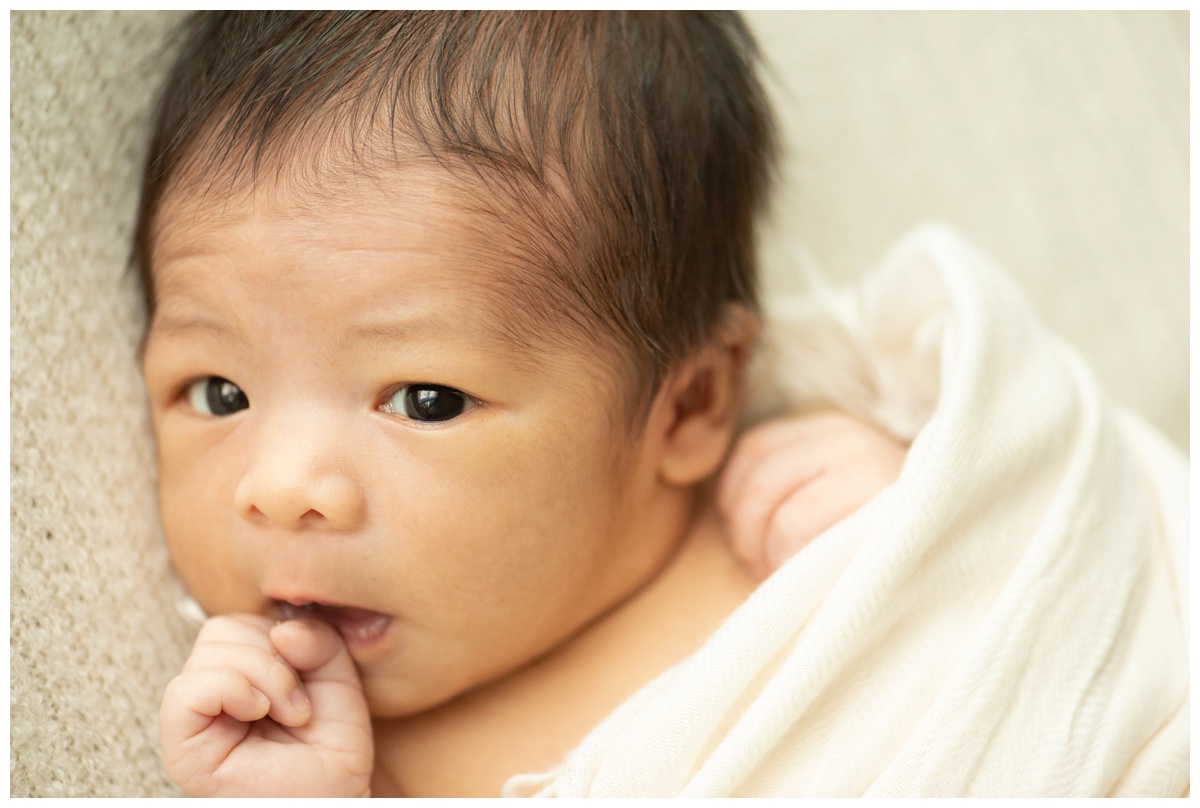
[351,309,562,378]
[147,313,240,341]
[343,318,417,343]
[344,314,529,357]
[147,305,553,373]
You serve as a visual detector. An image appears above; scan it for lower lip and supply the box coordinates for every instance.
[280,602,393,652]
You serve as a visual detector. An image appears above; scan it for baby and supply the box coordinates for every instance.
[137,12,905,797]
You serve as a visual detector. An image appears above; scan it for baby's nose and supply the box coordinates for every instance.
[233,414,366,531]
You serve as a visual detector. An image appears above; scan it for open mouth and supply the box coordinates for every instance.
[277,600,392,649]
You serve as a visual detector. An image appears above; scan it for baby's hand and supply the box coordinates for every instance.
[160,614,373,797]
[717,410,907,579]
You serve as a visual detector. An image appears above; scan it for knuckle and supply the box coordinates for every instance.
[161,673,191,706]
[728,532,762,567]
[195,614,244,642]
[266,658,299,692]
[213,666,244,692]
[737,481,778,519]
[742,467,794,505]
[734,422,777,457]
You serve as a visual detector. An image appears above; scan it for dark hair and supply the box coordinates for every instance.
[134,11,777,410]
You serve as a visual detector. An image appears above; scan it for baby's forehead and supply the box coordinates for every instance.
[155,160,469,258]
[151,160,611,371]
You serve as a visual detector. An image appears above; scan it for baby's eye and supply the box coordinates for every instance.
[186,376,249,416]
[382,384,475,423]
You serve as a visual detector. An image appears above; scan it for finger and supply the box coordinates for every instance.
[270,618,347,674]
[160,668,275,794]
[270,618,370,738]
[721,411,907,571]
[717,415,826,518]
[762,488,848,574]
[761,470,893,573]
[183,640,311,727]
[195,612,279,640]
[726,446,827,575]
[160,667,270,751]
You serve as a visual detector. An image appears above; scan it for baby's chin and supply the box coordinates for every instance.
[360,666,487,720]
[358,627,578,721]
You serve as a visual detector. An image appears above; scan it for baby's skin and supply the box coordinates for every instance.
[718,409,908,579]
[161,615,372,796]
[159,410,906,796]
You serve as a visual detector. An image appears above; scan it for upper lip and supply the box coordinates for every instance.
[267,597,373,624]
[264,589,365,613]
[260,571,389,617]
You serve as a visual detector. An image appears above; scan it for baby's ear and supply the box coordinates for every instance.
[655,304,758,486]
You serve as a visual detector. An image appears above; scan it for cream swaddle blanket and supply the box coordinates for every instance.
[504,225,1189,797]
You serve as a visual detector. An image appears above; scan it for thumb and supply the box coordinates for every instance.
[271,617,351,673]
[270,618,369,729]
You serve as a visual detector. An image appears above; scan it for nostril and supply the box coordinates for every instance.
[235,462,365,531]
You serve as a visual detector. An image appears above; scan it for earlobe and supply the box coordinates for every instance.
[658,304,758,486]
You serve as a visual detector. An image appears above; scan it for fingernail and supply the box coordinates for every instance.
[291,687,311,715]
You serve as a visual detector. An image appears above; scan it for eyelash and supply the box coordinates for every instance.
[181,377,478,424]
[380,384,477,424]
[184,376,249,417]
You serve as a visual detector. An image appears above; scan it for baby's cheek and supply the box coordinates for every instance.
[165,534,255,616]
[160,477,257,615]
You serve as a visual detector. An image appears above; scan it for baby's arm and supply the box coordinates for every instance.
[160,614,373,797]
[717,410,907,579]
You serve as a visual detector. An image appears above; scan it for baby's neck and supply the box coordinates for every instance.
[371,500,757,798]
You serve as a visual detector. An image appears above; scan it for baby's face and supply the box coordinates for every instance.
[141,165,687,716]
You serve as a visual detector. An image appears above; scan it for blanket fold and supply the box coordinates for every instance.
[504,225,1189,797]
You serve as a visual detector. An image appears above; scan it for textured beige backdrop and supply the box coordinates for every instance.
[10,11,1188,797]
